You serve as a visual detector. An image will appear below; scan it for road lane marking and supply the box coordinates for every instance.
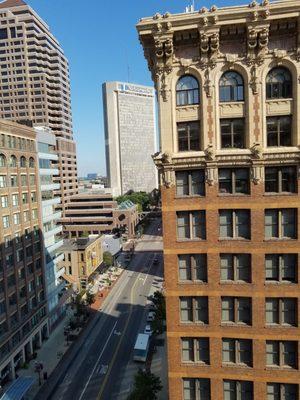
[78,320,118,400]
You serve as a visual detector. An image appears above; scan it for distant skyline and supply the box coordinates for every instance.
[26,0,246,177]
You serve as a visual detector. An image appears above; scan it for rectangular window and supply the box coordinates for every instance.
[177,122,200,152]
[183,378,211,400]
[29,174,36,186]
[266,341,297,368]
[181,338,209,364]
[176,170,205,196]
[1,195,8,208]
[265,298,297,326]
[12,194,19,206]
[32,209,38,220]
[22,192,28,204]
[10,175,18,187]
[265,166,297,193]
[220,254,251,282]
[178,254,207,282]
[177,211,206,240]
[265,254,297,283]
[0,175,6,187]
[21,175,27,186]
[222,338,252,366]
[219,168,250,195]
[221,297,252,325]
[265,209,297,239]
[219,210,250,239]
[13,213,20,225]
[267,116,292,147]
[2,215,9,229]
[180,297,208,324]
[267,383,298,400]
[220,118,245,149]
[223,380,253,400]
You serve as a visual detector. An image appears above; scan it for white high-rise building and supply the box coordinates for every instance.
[102,82,158,196]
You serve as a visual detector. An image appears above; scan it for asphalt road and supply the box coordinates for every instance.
[49,220,163,400]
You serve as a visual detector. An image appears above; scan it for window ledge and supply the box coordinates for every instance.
[220,281,251,285]
[175,195,205,199]
[178,281,208,285]
[221,322,252,327]
[177,239,207,243]
[219,238,251,242]
[181,362,210,367]
[179,322,209,326]
[263,192,297,196]
[218,193,250,197]
[265,324,297,328]
[265,281,296,285]
[265,366,296,371]
[222,362,252,369]
[264,238,297,242]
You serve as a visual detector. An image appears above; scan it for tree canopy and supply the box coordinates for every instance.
[116,191,150,212]
[127,369,162,400]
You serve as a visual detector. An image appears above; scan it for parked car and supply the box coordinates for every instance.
[144,325,153,335]
[147,311,155,322]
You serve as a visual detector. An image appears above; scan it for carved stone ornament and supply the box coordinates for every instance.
[250,142,263,159]
[162,169,175,188]
[251,165,263,184]
[249,1,257,7]
[249,65,259,95]
[273,49,287,60]
[204,144,215,160]
[205,167,216,186]
[161,151,172,164]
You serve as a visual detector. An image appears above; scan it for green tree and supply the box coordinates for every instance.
[127,369,162,400]
[86,292,95,306]
[103,251,113,267]
[116,191,150,212]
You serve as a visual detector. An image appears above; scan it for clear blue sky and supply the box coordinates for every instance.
[28,0,244,177]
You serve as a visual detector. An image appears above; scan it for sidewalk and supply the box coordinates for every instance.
[151,332,168,400]
[17,257,127,400]
[18,307,75,399]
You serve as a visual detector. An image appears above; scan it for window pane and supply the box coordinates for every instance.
[189,122,200,151]
[177,212,190,239]
[222,297,234,322]
[281,254,296,282]
[235,169,249,194]
[178,124,189,151]
[183,379,195,400]
[236,211,250,239]
[195,297,208,323]
[266,299,278,324]
[281,209,296,239]
[219,169,232,194]
[182,338,193,362]
[241,381,253,400]
[223,380,236,400]
[265,210,278,238]
[266,341,279,365]
[176,172,189,196]
[284,384,298,400]
[265,255,279,281]
[265,168,279,192]
[192,211,205,239]
[282,299,296,325]
[196,338,209,364]
[191,170,205,196]
[221,254,233,281]
[236,254,251,282]
[179,255,191,281]
[267,383,280,400]
[220,211,233,238]
[239,340,252,365]
[180,298,192,322]
[281,167,296,193]
[283,341,297,368]
[237,298,251,324]
[194,254,207,282]
[222,339,235,363]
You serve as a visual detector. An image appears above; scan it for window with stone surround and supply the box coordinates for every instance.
[266,67,292,100]
[219,168,250,194]
[183,378,211,400]
[265,298,297,326]
[178,254,207,282]
[266,341,297,369]
[219,71,244,102]
[267,116,292,147]
[220,254,251,282]
[181,337,209,364]
[177,211,206,240]
[219,210,250,239]
[180,297,208,324]
[223,380,253,400]
[177,122,201,152]
[220,118,245,149]
[176,75,199,106]
[265,209,297,239]
[265,166,297,193]
[265,254,297,283]
[222,338,252,367]
[221,297,252,325]
[176,170,205,196]
[267,383,298,400]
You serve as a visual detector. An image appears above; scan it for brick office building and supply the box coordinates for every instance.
[138,1,300,399]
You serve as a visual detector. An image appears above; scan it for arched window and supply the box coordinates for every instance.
[0,154,6,167]
[266,67,292,99]
[20,156,26,168]
[176,75,199,106]
[219,71,244,102]
[29,157,35,168]
[9,155,17,168]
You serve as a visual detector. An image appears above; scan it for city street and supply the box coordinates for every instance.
[45,218,163,400]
